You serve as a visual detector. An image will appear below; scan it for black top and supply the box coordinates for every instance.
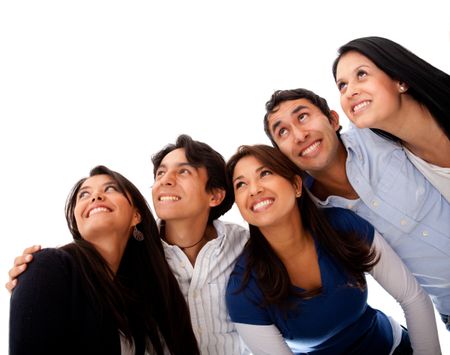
[10,248,121,355]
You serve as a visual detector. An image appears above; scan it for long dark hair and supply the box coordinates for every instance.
[226,146,378,308]
[152,134,233,223]
[64,165,199,355]
[332,36,450,141]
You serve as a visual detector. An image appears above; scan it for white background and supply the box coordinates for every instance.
[1,1,449,353]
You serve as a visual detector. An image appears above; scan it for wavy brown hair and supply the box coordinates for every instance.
[226,145,378,309]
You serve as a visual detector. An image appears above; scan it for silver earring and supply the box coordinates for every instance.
[295,191,301,198]
[399,86,406,93]
[133,226,144,241]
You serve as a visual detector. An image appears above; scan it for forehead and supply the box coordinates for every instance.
[268,98,317,125]
[158,147,209,178]
[269,98,315,119]
[80,174,113,188]
[234,155,262,176]
[337,51,375,73]
[159,148,188,166]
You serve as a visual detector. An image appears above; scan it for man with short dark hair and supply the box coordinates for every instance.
[263,88,450,328]
[151,135,249,354]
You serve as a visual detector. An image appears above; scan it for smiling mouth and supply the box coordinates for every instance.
[159,196,180,202]
[352,100,370,113]
[300,141,321,157]
[88,207,111,217]
[252,199,274,212]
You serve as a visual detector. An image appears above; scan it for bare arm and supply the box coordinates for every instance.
[5,245,41,293]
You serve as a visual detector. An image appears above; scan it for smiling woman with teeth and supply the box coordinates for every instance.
[334,36,450,202]
[9,165,199,355]
[225,145,440,355]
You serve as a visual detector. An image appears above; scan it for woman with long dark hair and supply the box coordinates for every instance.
[225,145,440,354]
[10,165,199,355]
[333,36,450,202]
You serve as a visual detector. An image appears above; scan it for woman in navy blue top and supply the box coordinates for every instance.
[225,145,440,355]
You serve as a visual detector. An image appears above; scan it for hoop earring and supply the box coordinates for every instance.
[133,226,144,241]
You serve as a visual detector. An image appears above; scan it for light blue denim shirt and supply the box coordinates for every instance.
[307,125,450,315]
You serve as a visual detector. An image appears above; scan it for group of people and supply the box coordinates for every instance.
[7,36,449,354]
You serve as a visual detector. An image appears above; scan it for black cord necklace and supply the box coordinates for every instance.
[179,235,205,250]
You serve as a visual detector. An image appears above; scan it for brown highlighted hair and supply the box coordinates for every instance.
[226,145,378,309]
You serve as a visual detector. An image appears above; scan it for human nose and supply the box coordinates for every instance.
[345,80,359,98]
[159,171,175,186]
[248,181,263,197]
[292,126,309,143]
[91,191,105,202]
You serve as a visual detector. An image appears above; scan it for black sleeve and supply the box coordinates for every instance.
[9,248,73,355]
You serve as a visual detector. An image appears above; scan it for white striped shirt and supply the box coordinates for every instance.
[162,220,250,355]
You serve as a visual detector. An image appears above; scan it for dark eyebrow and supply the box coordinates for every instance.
[336,64,370,83]
[270,105,308,134]
[79,180,117,192]
[156,162,197,170]
[233,165,265,183]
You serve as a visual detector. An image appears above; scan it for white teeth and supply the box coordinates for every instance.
[301,141,320,156]
[88,207,110,217]
[159,196,180,201]
[353,101,370,113]
[252,199,273,211]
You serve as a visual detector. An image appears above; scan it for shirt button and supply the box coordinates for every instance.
[180,262,185,268]
[347,204,353,210]
[400,219,407,226]
[422,230,429,237]
[372,200,379,207]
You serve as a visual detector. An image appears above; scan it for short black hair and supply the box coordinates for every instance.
[263,88,340,147]
[152,134,233,223]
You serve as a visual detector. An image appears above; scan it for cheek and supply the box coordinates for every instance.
[234,194,248,215]
[279,143,294,158]
[340,96,349,111]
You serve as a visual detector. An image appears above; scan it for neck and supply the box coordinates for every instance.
[163,215,215,265]
[379,98,450,167]
[88,232,129,274]
[259,205,311,260]
[308,143,359,200]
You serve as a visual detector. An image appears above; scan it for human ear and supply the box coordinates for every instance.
[293,175,303,198]
[329,110,341,131]
[397,81,409,93]
[132,210,142,226]
[209,188,226,207]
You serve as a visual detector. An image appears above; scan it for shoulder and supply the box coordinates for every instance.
[11,247,79,304]
[29,247,74,270]
[342,126,403,158]
[323,208,374,243]
[214,219,250,242]
[16,247,77,286]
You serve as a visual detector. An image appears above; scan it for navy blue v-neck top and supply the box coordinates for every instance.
[226,208,393,354]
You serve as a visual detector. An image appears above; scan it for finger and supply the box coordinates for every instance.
[5,279,17,293]
[13,254,33,267]
[22,245,41,255]
[8,264,27,280]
